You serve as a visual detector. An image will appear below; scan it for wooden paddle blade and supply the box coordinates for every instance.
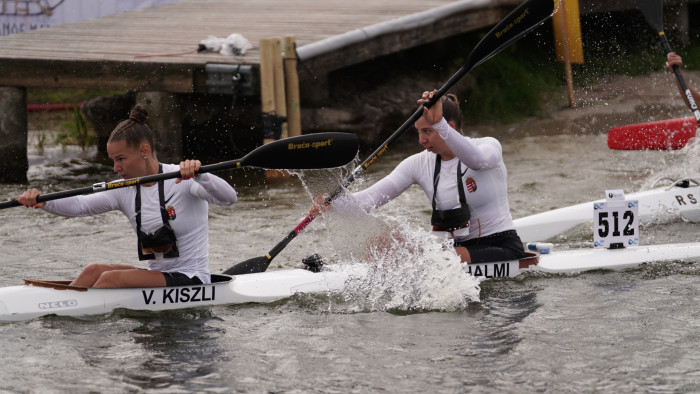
[240,132,358,169]
[222,256,271,275]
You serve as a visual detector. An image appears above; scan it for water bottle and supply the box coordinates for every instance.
[527,242,553,254]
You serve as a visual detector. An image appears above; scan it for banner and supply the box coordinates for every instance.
[0,0,181,36]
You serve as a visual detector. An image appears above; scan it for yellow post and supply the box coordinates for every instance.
[552,0,584,108]
[284,36,302,137]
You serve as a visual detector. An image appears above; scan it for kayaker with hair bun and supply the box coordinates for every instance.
[311,89,525,263]
[17,104,238,288]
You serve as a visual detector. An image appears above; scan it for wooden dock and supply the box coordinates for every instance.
[0,0,530,182]
[0,0,521,93]
[0,0,696,183]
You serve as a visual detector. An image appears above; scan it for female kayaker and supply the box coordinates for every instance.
[17,104,238,287]
[310,89,525,263]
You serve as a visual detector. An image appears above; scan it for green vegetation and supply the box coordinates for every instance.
[55,107,94,150]
[35,132,47,154]
[451,8,700,123]
[459,43,562,123]
[27,88,120,150]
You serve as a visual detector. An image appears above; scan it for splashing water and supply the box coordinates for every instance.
[293,166,481,312]
[338,214,481,313]
[642,137,700,187]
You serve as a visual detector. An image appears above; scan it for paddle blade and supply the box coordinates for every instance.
[636,0,664,33]
[466,0,556,71]
[222,256,271,275]
[240,132,358,169]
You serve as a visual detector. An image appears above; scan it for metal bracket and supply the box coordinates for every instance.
[205,64,254,96]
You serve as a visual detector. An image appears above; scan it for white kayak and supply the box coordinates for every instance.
[3,242,700,321]
[0,267,355,322]
[514,178,700,243]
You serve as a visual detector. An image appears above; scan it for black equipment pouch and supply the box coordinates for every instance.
[136,164,180,260]
[430,156,471,233]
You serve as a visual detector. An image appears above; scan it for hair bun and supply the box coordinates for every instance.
[128,104,148,124]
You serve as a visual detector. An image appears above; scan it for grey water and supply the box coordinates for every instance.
[3,72,700,392]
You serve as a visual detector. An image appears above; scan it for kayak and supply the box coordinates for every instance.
[514,178,700,243]
[3,242,700,321]
[607,117,697,150]
[0,268,356,322]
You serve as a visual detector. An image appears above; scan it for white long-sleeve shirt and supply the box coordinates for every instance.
[42,163,238,283]
[338,118,516,240]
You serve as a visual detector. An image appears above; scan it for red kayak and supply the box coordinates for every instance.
[607,117,697,150]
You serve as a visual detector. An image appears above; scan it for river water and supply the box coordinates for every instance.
[2,72,700,392]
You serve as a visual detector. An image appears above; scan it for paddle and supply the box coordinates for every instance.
[637,0,700,125]
[0,132,358,210]
[222,0,556,275]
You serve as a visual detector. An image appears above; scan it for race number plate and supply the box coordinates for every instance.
[593,189,639,248]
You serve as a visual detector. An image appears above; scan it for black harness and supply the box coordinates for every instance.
[135,164,179,260]
[430,156,471,232]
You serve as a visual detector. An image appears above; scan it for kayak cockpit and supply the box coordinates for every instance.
[519,251,539,269]
[23,274,234,291]
[23,279,86,291]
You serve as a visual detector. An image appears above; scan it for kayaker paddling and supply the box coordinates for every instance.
[17,104,238,288]
[311,89,526,264]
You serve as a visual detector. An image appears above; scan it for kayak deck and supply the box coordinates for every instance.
[514,179,700,243]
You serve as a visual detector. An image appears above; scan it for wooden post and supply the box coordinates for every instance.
[259,37,277,145]
[284,36,302,137]
[260,37,291,179]
[271,37,288,139]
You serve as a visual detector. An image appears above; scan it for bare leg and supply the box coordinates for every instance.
[70,263,138,287]
[454,246,471,263]
[92,269,166,288]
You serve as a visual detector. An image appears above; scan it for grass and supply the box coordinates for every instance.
[55,107,94,150]
[459,41,562,123]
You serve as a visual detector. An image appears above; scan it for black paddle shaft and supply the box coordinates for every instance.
[222,0,556,275]
[636,0,700,123]
[0,132,358,210]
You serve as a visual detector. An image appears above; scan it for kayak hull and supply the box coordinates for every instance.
[514,181,700,243]
[3,242,700,321]
[0,269,354,322]
[465,242,700,278]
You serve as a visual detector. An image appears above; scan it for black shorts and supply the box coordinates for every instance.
[453,230,526,264]
[162,272,203,287]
